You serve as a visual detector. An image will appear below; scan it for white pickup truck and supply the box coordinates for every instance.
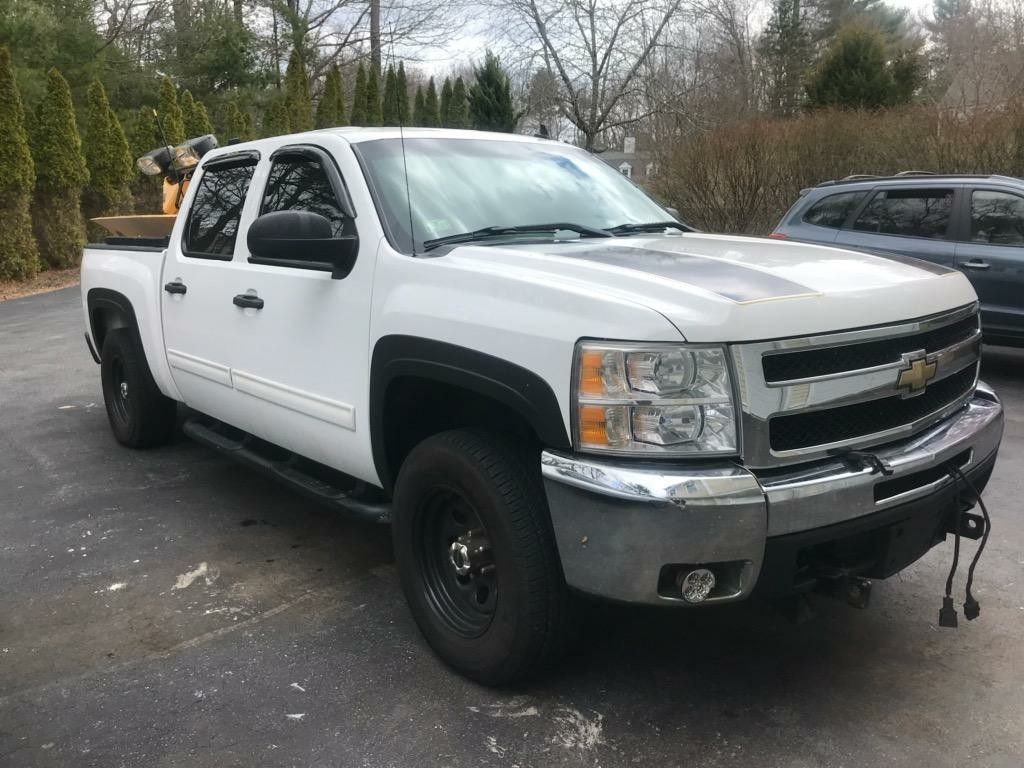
[81,128,1004,684]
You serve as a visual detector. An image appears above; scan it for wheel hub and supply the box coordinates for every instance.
[448,530,492,578]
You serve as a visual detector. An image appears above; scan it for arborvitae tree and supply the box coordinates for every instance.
[397,62,410,125]
[31,68,87,268]
[805,26,911,110]
[129,107,161,212]
[262,95,291,137]
[242,112,255,141]
[83,79,133,220]
[413,85,426,125]
[469,50,518,132]
[450,77,470,128]
[158,77,185,145]
[440,77,453,127]
[382,65,402,126]
[365,66,382,126]
[316,65,347,128]
[181,90,214,137]
[222,100,247,141]
[285,48,313,131]
[423,77,440,127]
[351,63,368,125]
[0,47,39,280]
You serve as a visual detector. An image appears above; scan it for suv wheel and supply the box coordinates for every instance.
[392,429,572,685]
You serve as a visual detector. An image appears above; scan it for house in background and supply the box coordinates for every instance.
[597,136,656,185]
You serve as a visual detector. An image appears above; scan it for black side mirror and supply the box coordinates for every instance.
[247,210,358,279]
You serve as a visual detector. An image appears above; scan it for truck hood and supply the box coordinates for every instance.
[439,233,978,342]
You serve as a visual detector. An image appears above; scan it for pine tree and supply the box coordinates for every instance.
[805,27,908,109]
[158,77,185,145]
[129,107,161,212]
[423,77,440,127]
[382,65,402,126]
[351,63,368,125]
[181,90,214,137]
[758,0,811,116]
[450,77,470,128]
[223,100,248,141]
[316,66,347,128]
[242,112,255,141]
[83,79,133,219]
[469,51,518,132]
[413,85,426,125]
[397,62,410,125]
[440,77,453,127]
[262,95,290,137]
[31,68,87,268]
[0,46,39,280]
[365,66,382,126]
[285,48,313,132]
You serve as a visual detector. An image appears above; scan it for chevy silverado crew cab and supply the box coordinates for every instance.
[81,128,1004,684]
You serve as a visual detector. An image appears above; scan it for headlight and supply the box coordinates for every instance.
[573,342,737,456]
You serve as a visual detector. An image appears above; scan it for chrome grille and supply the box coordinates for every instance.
[731,305,981,468]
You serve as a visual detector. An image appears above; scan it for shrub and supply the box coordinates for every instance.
[82,79,133,220]
[0,46,40,280]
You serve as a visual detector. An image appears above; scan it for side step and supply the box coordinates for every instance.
[182,415,391,524]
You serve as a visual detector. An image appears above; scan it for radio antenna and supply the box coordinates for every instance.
[153,108,171,150]
[399,120,417,257]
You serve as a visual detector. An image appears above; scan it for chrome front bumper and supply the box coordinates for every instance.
[541,383,1003,605]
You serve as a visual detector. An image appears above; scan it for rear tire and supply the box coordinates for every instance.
[392,429,572,685]
[100,328,177,448]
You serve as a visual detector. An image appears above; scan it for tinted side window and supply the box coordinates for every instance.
[803,191,865,229]
[970,190,1024,245]
[853,188,954,239]
[261,156,348,237]
[183,162,257,258]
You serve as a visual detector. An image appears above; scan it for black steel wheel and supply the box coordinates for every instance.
[392,429,573,686]
[100,328,177,448]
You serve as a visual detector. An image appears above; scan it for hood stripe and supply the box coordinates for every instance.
[563,245,817,304]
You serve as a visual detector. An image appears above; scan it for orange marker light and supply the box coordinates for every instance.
[579,351,606,397]
[578,405,609,445]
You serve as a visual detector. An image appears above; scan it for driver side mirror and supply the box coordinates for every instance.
[247,210,358,280]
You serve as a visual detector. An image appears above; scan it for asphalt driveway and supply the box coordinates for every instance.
[1,287,1022,767]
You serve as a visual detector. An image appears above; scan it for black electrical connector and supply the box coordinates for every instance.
[952,465,991,622]
[939,595,959,628]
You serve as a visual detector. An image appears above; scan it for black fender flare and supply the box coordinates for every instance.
[86,288,140,357]
[369,335,571,491]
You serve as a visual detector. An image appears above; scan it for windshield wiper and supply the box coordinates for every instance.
[606,221,692,235]
[422,222,612,252]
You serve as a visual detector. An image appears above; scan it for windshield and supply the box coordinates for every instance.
[352,137,671,253]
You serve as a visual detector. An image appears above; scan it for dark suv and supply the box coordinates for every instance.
[773,173,1024,347]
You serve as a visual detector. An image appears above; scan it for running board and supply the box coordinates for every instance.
[182,416,391,524]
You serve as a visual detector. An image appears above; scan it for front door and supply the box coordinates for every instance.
[222,142,378,485]
[955,187,1024,343]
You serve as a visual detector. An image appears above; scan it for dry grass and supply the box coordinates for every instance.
[0,267,80,302]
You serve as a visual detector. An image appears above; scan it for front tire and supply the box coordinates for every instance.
[100,328,177,448]
[392,429,572,685]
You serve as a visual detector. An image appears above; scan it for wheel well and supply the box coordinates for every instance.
[381,376,540,490]
[87,289,138,355]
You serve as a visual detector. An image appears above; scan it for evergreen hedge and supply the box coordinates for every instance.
[83,78,133,220]
[0,46,40,280]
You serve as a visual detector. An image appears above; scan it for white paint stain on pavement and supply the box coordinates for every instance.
[550,707,604,751]
[172,562,218,590]
[107,582,126,592]
[285,713,305,721]
[290,683,306,692]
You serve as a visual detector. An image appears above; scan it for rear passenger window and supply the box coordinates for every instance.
[261,154,350,237]
[970,190,1024,245]
[803,191,865,229]
[853,188,954,239]
[183,160,257,258]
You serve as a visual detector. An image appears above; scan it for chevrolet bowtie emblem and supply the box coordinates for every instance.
[897,353,937,396]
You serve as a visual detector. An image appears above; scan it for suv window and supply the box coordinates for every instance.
[803,191,865,229]
[261,154,349,237]
[852,188,954,239]
[970,189,1024,245]
[183,161,257,258]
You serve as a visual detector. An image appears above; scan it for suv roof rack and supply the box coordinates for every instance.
[815,172,1012,188]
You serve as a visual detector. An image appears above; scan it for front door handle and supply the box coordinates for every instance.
[962,260,990,270]
[233,293,264,310]
[164,280,187,295]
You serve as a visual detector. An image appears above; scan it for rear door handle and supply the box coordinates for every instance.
[962,260,990,270]
[233,293,264,310]
[164,280,187,295]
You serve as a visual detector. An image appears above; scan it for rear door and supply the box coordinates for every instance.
[161,151,260,417]
[220,141,378,484]
[955,187,1024,342]
[834,185,959,267]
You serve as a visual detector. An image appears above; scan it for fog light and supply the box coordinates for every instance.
[678,568,716,603]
